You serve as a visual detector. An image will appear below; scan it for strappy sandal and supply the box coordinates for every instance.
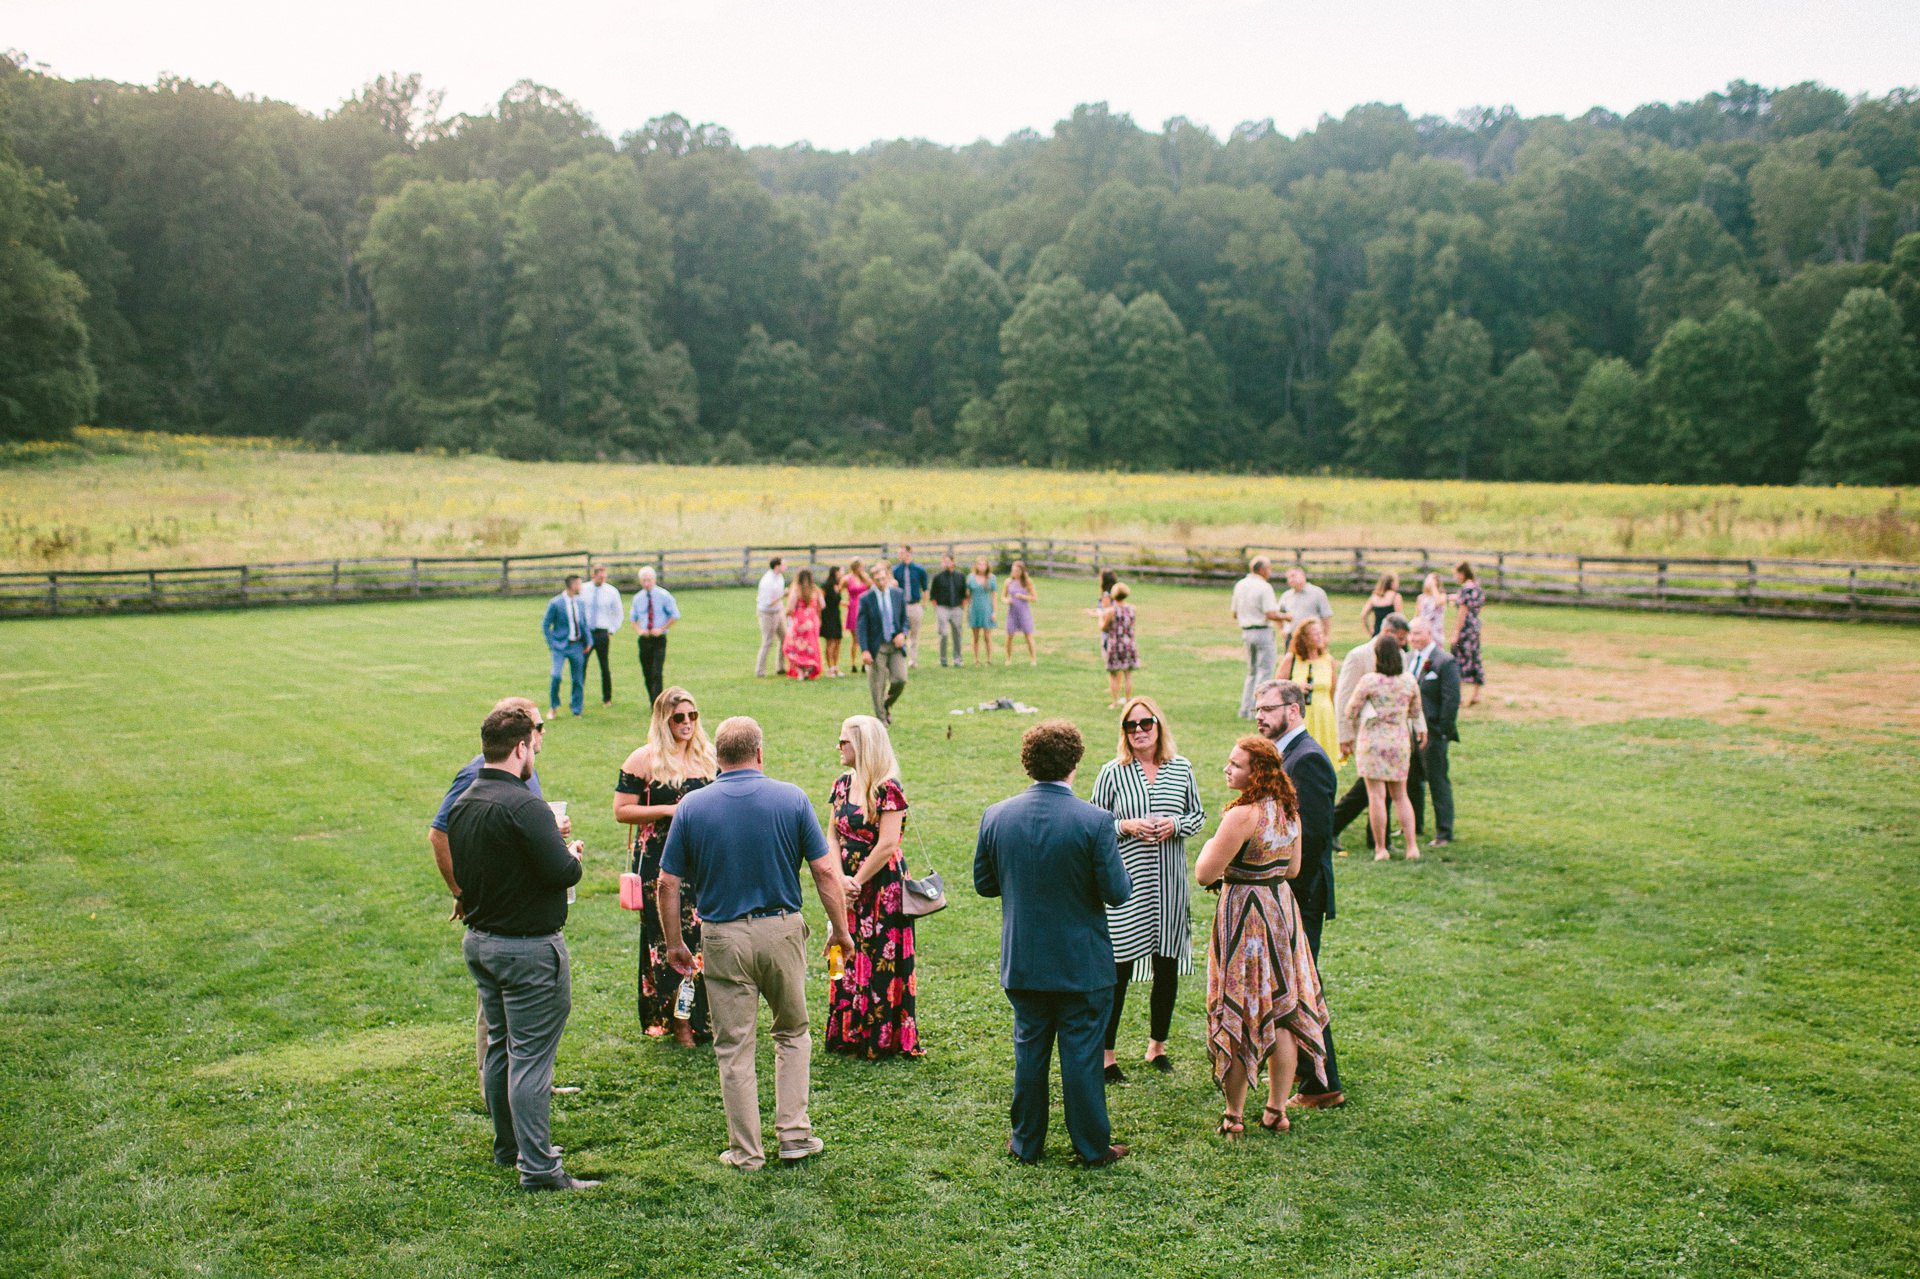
[1217,1110,1244,1139]
[1258,1104,1290,1133]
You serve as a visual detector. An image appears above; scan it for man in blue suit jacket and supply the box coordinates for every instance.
[1256,679,1345,1109]
[541,575,591,718]
[855,565,910,725]
[974,720,1133,1167]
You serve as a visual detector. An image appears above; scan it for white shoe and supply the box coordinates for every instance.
[778,1136,825,1162]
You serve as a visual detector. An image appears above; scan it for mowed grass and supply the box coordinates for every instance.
[2,583,1917,1278]
[3,428,1919,570]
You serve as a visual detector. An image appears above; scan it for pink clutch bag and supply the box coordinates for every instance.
[618,872,645,910]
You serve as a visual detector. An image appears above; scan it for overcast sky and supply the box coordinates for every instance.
[5,0,1914,150]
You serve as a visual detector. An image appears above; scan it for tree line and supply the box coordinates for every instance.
[2,58,1918,483]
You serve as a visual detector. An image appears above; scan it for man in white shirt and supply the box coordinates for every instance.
[1230,556,1286,719]
[754,556,787,678]
[629,566,680,710]
[1278,565,1333,651]
[583,564,624,707]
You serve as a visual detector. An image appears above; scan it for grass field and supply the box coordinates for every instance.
[3,583,1918,1278]
[4,429,1918,571]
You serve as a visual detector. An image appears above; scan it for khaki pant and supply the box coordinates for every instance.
[868,640,909,723]
[755,608,786,677]
[904,602,924,665]
[703,913,812,1169]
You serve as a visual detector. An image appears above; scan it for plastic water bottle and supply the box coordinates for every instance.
[674,971,697,1020]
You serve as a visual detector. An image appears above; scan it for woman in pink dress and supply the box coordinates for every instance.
[783,569,824,680]
[843,559,873,672]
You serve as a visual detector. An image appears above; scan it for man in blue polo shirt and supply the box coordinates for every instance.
[894,545,931,668]
[658,717,854,1171]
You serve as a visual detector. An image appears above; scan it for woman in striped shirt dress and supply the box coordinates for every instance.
[1091,696,1206,1082]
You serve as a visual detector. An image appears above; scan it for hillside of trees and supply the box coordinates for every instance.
[3,56,1918,483]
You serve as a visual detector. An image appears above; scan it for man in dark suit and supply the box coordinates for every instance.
[1405,617,1461,847]
[1254,679,1346,1109]
[856,564,910,724]
[974,720,1133,1167]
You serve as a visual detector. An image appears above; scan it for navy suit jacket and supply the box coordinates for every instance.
[974,781,1131,992]
[1280,729,1338,921]
[542,593,590,652]
[856,585,908,654]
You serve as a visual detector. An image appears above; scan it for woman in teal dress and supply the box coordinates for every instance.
[966,557,998,666]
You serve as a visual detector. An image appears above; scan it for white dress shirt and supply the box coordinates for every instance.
[1231,574,1279,629]
[585,581,623,631]
[756,569,786,613]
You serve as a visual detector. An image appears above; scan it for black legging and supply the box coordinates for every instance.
[1104,955,1179,1049]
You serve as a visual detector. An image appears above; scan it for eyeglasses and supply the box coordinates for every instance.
[1122,717,1158,733]
[1253,704,1284,715]
[669,709,699,725]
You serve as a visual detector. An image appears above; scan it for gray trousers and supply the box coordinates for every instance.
[755,608,786,677]
[464,929,572,1186]
[869,640,908,722]
[935,605,966,665]
[905,602,924,665]
[1239,628,1277,717]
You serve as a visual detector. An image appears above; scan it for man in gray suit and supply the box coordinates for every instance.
[1405,617,1461,846]
[974,720,1133,1167]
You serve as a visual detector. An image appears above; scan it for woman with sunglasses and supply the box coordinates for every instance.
[823,715,923,1059]
[1091,696,1204,1081]
[614,687,718,1046]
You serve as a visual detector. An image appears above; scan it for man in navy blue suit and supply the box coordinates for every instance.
[541,575,591,718]
[856,564,910,725]
[1255,679,1346,1109]
[974,720,1133,1167]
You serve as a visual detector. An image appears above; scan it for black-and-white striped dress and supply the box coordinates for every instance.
[1091,755,1206,980]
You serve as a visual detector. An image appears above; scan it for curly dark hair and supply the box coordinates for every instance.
[1224,734,1298,822]
[1021,719,1085,783]
[480,706,536,763]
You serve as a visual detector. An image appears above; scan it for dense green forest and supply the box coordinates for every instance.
[2,56,1918,483]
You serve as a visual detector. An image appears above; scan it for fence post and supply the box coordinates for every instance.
[1576,557,1586,597]
[48,573,59,616]
[148,569,160,608]
[240,563,251,605]
[1848,566,1860,620]
[1657,560,1668,606]
[741,546,752,586]
[1352,547,1365,590]
[499,557,510,595]
[1744,560,1757,608]
[1496,552,1505,595]
[410,558,421,597]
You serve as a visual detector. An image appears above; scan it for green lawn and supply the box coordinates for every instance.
[2,584,1916,1277]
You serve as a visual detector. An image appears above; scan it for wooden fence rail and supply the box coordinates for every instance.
[2,537,1916,624]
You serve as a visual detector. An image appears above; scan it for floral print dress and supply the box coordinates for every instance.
[1104,603,1138,671]
[617,770,712,1040]
[1451,580,1485,684]
[826,775,922,1059]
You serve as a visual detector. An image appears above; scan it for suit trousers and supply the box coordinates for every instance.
[464,929,572,1186]
[935,605,966,665]
[1333,773,1394,846]
[905,602,924,665]
[868,641,908,723]
[1408,734,1453,840]
[755,609,786,677]
[548,643,586,715]
[703,913,812,1171]
[636,634,668,709]
[590,628,613,703]
[1240,629,1276,717]
[1294,907,1342,1097]
[1006,985,1114,1163]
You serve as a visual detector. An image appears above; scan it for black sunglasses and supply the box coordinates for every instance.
[1122,717,1158,733]
[669,709,700,725]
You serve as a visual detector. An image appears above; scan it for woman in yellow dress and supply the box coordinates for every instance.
[1278,617,1338,759]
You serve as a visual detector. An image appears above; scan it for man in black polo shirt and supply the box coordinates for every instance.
[928,553,969,668]
[448,704,597,1192]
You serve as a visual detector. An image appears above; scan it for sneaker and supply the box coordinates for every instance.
[522,1173,600,1192]
[717,1149,764,1171]
[778,1136,825,1163]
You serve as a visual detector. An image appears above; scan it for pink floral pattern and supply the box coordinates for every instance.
[825,775,922,1059]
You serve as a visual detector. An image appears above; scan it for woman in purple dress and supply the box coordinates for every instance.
[824,715,923,1059]
[1003,559,1039,666]
[1448,560,1486,707]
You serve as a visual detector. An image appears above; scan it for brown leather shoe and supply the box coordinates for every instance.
[1286,1090,1347,1110]
[1079,1143,1130,1168]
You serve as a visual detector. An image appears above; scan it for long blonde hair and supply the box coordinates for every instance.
[1113,695,1176,766]
[645,686,717,784]
[840,714,901,817]
[1421,572,1444,599]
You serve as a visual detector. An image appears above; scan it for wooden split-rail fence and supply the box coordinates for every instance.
[3,537,1917,625]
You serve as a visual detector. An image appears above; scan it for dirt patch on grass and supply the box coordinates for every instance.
[1467,624,1920,739]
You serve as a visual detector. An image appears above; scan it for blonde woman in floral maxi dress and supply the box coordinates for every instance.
[1195,735,1329,1138]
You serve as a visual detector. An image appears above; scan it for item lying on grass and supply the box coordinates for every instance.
[950,697,1040,716]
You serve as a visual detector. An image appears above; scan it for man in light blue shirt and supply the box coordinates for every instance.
[628,566,680,710]
[541,576,591,717]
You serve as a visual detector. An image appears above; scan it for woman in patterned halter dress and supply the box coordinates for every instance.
[613,687,717,1045]
[1195,735,1329,1138]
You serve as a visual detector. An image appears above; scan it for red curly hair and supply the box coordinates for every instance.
[1224,734,1298,822]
